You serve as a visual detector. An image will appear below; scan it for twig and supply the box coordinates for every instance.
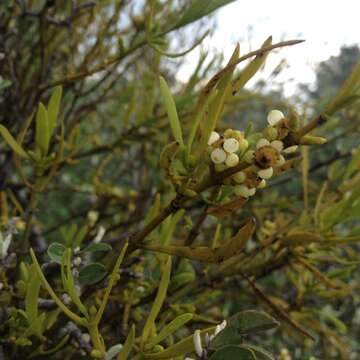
[239,271,315,341]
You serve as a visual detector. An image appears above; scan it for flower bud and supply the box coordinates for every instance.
[73,256,82,266]
[300,135,327,145]
[208,131,220,145]
[267,109,284,126]
[232,130,244,141]
[263,126,278,141]
[193,330,203,357]
[258,179,266,188]
[233,171,246,183]
[243,150,255,163]
[225,153,239,167]
[258,167,273,180]
[210,148,227,164]
[238,138,249,151]
[224,128,234,138]
[223,138,239,153]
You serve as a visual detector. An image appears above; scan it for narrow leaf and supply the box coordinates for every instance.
[117,324,135,360]
[61,249,88,317]
[159,76,184,145]
[25,265,41,323]
[35,102,50,155]
[141,256,172,345]
[146,313,193,349]
[0,124,29,158]
[169,0,236,32]
[228,36,272,98]
[48,86,62,136]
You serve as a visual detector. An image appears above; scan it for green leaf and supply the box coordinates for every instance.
[117,324,135,360]
[141,256,172,345]
[210,326,243,349]
[196,44,240,159]
[159,76,184,145]
[209,345,256,360]
[146,313,193,349]
[25,265,41,323]
[84,243,112,253]
[0,124,29,158]
[35,102,50,156]
[47,86,62,136]
[79,263,107,285]
[187,86,217,157]
[47,242,66,263]
[30,248,85,326]
[227,36,272,98]
[246,345,275,360]
[228,310,279,334]
[169,0,236,32]
[0,77,12,91]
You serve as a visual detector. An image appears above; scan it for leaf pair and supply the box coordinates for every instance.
[0,86,62,159]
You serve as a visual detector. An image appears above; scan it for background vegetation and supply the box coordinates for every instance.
[0,1,359,359]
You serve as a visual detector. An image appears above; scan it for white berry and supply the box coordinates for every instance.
[276,155,286,166]
[223,138,239,153]
[283,145,298,154]
[208,131,220,145]
[258,167,273,180]
[234,185,254,198]
[210,148,227,164]
[225,153,239,167]
[267,110,285,126]
[256,138,270,149]
[270,140,284,152]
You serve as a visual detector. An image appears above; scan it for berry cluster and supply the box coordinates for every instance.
[208,110,299,198]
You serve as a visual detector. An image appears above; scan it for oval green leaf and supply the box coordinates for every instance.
[47,242,66,263]
[79,263,107,285]
[84,243,112,253]
[209,345,256,360]
[228,310,279,335]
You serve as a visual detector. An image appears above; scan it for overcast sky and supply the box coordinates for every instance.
[177,0,360,96]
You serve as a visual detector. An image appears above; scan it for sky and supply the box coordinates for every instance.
[177,0,360,96]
